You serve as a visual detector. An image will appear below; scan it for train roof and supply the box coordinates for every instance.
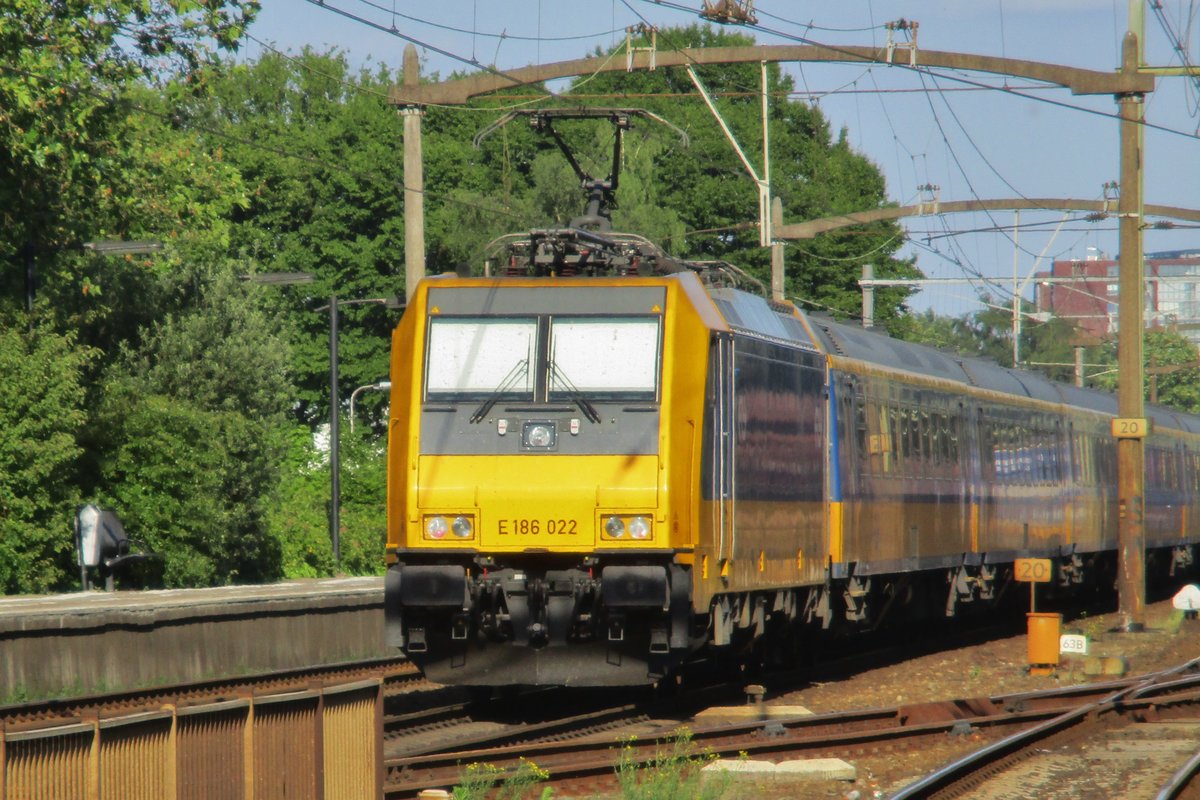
[703,286,1200,433]
[707,288,818,351]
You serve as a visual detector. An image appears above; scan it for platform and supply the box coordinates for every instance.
[0,577,387,701]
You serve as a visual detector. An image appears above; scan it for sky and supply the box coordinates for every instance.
[242,1,1200,318]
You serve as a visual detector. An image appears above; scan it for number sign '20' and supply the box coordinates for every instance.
[1014,558,1052,583]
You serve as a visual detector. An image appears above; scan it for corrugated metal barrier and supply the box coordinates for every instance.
[2,680,382,800]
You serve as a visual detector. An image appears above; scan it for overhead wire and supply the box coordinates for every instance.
[242,32,393,99]
[302,0,552,97]
[1148,0,1200,117]
[282,2,1199,314]
[637,0,1200,143]
[345,0,626,42]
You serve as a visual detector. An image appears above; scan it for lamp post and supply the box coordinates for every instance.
[315,296,403,567]
[21,239,164,319]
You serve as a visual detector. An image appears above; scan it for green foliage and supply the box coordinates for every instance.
[1090,329,1200,413]
[97,390,284,587]
[110,267,293,419]
[270,425,335,579]
[266,423,388,579]
[452,758,553,800]
[615,730,729,800]
[0,0,258,314]
[337,430,388,575]
[90,263,292,587]
[183,51,404,422]
[0,324,94,593]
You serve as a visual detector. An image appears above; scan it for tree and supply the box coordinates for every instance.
[92,265,292,587]
[896,298,1097,387]
[97,392,284,587]
[0,0,258,318]
[0,324,94,593]
[182,51,405,422]
[1090,328,1200,413]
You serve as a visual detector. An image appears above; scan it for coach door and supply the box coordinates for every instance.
[706,334,736,565]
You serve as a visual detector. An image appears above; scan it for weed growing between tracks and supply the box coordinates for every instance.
[453,758,552,800]
[615,730,732,800]
[447,730,734,800]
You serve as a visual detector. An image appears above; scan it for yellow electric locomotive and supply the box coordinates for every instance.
[383,230,739,685]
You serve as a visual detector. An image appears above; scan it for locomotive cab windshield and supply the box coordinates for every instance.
[424,314,662,408]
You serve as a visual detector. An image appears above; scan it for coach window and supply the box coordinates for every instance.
[876,404,893,475]
[886,406,899,471]
[903,407,913,468]
[981,421,996,481]
[425,317,537,400]
[854,395,868,463]
[1083,435,1095,485]
[548,317,660,401]
[919,409,932,467]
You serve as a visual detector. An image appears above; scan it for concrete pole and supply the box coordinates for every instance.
[862,264,874,328]
[402,45,426,302]
[771,197,784,301]
[760,61,772,249]
[1116,29,1146,631]
[1012,210,1021,366]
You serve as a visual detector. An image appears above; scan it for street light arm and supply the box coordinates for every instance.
[349,381,392,433]
[314,297,404,313]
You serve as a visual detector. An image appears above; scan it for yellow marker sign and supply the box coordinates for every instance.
[1015,558,1052,583]
[1111,417,1150,438]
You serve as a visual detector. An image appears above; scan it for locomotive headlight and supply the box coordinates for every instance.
[603,516,626,538]
[601,515,653,542]
[628,516,651,540]
[424,516,449,540]
[451,516,474,539]
[522,421,556,449]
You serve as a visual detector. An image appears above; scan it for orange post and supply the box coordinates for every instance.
[1027,612,1062,668]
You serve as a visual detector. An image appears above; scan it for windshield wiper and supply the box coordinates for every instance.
[549,361,602,424]
[469,359,530,423]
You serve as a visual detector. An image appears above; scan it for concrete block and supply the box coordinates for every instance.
[1082,655,1128,677]
[702,759,777,775]
[776,758,857,781]
[694,704,814,720]
[1102,656,1128,676]
[701,757,856,783]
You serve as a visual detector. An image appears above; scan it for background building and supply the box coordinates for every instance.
[1035,249,1200,343]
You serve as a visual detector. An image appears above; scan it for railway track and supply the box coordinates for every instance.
[891,656,1200,799]
[383,658,1200,799]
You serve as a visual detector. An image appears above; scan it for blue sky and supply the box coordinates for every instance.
[244,1,1200,317]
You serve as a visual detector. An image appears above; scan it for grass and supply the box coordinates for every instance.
[447,730,733,800]
[452,758,554,800]
[614,729,732,800]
